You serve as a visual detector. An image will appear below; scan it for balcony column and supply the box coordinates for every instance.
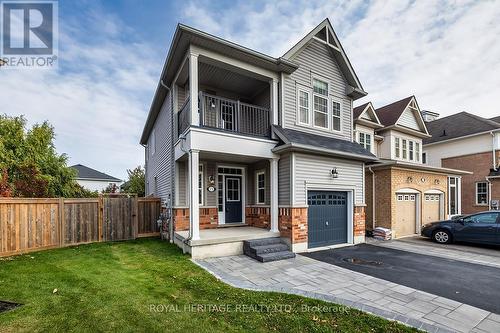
[270,78,279,125]
[188,149,200,240]
[189,51,199,126]
[270,157,279,233]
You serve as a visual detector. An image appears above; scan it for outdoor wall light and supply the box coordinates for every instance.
[208,175,215,184]
[331,168,339,179]
[210,101,216,108]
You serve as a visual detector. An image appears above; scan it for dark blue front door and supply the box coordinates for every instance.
[225,176,242,223]
[308,191,348,248]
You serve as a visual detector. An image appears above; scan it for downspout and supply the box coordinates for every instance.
[491,131,497,170]
[368,167,376,230]
[485,176,492,210]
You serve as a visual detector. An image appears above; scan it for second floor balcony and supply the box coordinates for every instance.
[178,92,270,138]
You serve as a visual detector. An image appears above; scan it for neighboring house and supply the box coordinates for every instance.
[71,164,122,192]
[423,112,500,214]
[140,19,377,258]
[353,97,469,238]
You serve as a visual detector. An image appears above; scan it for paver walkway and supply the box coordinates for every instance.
[367,237,500,269]
[195,255,500,333]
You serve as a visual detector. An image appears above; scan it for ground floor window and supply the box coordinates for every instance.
[256,171,265,204]
[448,177,460,215]
[476,182,488,205]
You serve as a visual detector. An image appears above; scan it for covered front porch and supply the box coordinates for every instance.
[173,226,280,259]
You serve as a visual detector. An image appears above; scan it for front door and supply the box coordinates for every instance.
[225,176,242,223]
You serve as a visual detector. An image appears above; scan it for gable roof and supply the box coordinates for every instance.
[282,18,367,100]
[71,164,121,182]
[374,96,430,137]
[353,101,383,128]
[140,23,300,145]
[272,125,377,161]
[490,116,500,123]
[424,112,500,145]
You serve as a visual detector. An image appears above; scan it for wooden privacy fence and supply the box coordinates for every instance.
[0,196,162,257]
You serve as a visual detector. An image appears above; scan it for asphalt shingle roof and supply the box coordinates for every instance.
[272,125,377,160]
[490,116,500,124]
[424,112,500,145]
[374,96,414,127]
[353,102,370,119]
[70,164,121,182]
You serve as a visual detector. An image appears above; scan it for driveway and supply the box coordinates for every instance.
[302,243,500,314]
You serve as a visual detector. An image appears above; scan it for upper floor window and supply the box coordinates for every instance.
[416,143,420,162]
[476,182,488,205]
[313,79,328,96]
[256,171,265,204]
[395,138,400,158]
[402,139,408,159]
[332,100,341,131]
[409,141,414,160]
[298,90,310,125]
[422,152,427,164]
[359,132,372,152]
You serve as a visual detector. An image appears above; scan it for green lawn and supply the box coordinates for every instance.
[0,238,417,333]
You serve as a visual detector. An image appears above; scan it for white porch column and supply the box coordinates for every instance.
[189,51,199,126]
[270,78,279,125]
[189,149,200,240]
[270,157,279,233]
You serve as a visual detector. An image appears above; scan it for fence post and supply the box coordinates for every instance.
[58,197,64,246]
[98,196,103,242]
[133,196,139,239]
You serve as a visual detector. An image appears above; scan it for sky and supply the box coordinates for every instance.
[1,0,499,180]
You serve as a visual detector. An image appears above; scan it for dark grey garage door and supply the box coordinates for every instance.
[308,191,347,248]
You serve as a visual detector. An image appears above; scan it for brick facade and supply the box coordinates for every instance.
[354,206,366,237]
[245,206,270,229]
[365,167,449,237]
[173,207,218,231]
[442,151,498,213]
[278,207,308,244]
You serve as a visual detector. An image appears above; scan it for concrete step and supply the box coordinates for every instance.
[255,251,296,263]
[243,237,282,247]
[245,243,290,255]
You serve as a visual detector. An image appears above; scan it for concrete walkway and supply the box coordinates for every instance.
[367,237,500,269]
[195,255,500,333]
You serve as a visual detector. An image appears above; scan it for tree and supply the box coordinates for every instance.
[102,183,119,194]
[0,114,85,198]
[120,166,145,196]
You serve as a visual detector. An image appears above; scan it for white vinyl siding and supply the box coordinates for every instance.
[284,38,352,140]
[294,153,364,205]
[145,92,173,202]
[398,108,421,131]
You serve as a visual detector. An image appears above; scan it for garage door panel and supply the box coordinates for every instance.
[423,194,441,225]
[308,191,347,248]
[395,193,416,237]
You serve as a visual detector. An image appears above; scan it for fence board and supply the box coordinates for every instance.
[0,196,161,257]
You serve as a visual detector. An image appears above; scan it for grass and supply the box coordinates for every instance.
[0,238,418,333]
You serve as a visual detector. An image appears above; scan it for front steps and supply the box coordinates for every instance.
[243,237,296,262]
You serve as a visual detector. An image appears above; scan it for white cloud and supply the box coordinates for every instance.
[0,8,161,180]
[181,0,500,118]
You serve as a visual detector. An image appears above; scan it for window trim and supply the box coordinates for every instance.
[358,131,372,153]
[199,164,204,206]
[226,177,240,202]
[402,139,408,160]
[331,98,342,133]
[395,137,400,158]
[312,77,329,130]
[476,182,489,206]
[255,170,265,204]
[296,88,311,126]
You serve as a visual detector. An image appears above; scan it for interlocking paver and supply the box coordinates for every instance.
[194,254,495,333]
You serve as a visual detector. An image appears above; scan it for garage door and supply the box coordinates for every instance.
[308,191,347,248]
[423,194,441,225]
[395,193,416,237]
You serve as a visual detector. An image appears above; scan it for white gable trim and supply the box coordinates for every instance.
[395,97,429,135]
[283,18,365,95]
[357,103,382,125]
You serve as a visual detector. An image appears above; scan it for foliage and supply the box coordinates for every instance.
[0,239,417,332]
[102,183,119,194]
[120,166,145,196]
[0,114,85,198]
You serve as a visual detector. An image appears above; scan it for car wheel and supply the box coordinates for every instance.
[433,230,452,244]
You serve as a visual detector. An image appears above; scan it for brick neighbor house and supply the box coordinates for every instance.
[353,97,470,238]
[423,112,500,214]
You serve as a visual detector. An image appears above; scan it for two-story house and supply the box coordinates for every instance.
[353,97,470,238]
[424,112,500,214]
[140,19,377,258]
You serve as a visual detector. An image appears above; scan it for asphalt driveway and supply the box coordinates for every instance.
[303,244,500,314]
